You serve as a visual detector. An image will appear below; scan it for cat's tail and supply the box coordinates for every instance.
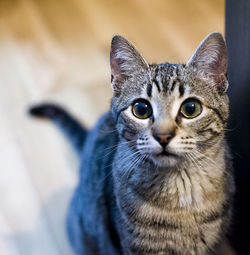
[29,103,87,155]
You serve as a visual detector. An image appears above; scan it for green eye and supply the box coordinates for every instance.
[132,99,152,119]
[180,99,202,119]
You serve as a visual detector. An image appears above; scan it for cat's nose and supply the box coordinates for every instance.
[153,132,173,147]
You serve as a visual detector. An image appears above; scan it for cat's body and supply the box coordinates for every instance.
[30,33,234,255]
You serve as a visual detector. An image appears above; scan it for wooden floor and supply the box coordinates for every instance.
[0,0,227,254]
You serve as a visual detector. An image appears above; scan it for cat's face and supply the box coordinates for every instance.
[110,33,229,168]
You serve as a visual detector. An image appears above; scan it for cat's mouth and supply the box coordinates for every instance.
[151,149,179,167]
[157,150,177,157]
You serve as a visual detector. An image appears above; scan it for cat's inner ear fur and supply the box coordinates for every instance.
[110,35,149,94]
[187,32,228,93]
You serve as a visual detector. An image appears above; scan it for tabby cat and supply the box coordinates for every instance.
[30,32,234,255]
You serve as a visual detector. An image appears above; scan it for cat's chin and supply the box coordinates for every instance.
[151,152,179,168]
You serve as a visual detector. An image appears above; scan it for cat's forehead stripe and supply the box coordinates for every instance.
[147,83,152,98]
[178,82,185,97]
[149,63,184,95]
[169,77,177,92]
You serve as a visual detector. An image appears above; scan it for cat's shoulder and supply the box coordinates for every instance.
[84,111,118,149]
[92,111,116,136]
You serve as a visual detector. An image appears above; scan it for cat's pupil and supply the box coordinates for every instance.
[136,102,147,115]
[180,99,202,118]
[184,102,196,115]
[132,100,152,119]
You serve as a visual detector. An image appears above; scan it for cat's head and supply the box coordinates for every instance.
[110,33,229,168]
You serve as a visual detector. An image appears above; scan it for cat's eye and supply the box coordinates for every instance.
[132,99,152,119]
[180,99,202,119]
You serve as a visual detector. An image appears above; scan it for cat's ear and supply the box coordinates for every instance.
[110,35,149,94]
[187,32,228,93]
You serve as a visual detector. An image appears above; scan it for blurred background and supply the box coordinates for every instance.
[0,0,234,254]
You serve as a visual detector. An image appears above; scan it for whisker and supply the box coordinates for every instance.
[99,149,142,184]
[99,140,137,159]
[194,149,218,166]
[98,128,118,134]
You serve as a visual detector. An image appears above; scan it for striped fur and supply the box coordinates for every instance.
[38,33,234,254]
[110,33,234,254]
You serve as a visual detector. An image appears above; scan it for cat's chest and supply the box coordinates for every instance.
[119,197,209,255]
[118,189,224,255]
[115,168,226,254]
[165,169,216,208]
[128,167,219,209]
[118,176,206,237]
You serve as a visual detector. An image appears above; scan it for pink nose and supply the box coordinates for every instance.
[153,133,173,146]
